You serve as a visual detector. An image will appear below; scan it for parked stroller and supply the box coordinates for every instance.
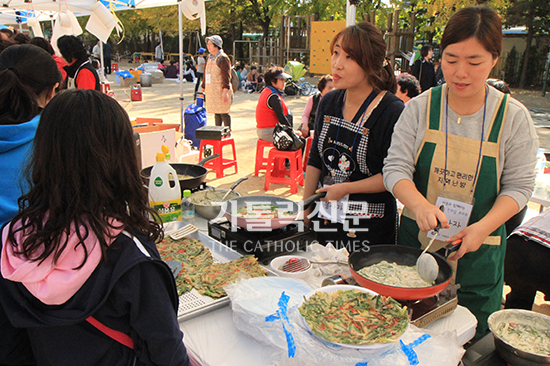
[283,61,312,97]
[184,92,207,147]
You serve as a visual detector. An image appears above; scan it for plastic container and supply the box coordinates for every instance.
[536,148,546,174]
[182,189,195,219]
[148,152,182,222]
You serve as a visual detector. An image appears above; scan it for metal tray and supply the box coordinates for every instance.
[169,230,274,322]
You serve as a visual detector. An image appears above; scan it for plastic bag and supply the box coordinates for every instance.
[229,277,465,366]
[228,277,311,353]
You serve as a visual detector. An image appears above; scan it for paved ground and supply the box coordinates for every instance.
[107,62,550,314]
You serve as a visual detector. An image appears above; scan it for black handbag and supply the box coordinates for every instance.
[273,123,304,151]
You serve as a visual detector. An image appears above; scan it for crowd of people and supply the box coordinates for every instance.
[0,4,544,363]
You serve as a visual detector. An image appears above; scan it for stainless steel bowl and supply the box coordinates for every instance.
[488,309,550,366]
[189,188,241,220]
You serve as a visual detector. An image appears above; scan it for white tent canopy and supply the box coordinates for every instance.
[1,0,206,129]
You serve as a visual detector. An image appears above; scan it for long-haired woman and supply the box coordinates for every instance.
[0,90,190,365]
[303,22,404,252]
[0,44,61,226]
[383,6,538,338]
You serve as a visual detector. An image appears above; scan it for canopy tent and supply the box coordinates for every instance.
[1,0,207,129]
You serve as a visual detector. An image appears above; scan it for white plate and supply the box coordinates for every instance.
[298,285,410,350]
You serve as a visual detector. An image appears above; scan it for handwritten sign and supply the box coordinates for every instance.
[427,197,473,241]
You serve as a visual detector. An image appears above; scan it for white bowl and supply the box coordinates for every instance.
[269,255,313,279]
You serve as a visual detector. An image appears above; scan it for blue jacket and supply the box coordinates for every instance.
[0,114,39,227]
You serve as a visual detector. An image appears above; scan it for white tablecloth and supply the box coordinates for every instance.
[178,217,477,366]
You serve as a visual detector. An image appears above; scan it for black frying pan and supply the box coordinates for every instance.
[141,154,218,194]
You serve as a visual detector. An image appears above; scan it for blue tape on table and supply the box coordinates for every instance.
[265,291,296,358]
[400,334,431,365]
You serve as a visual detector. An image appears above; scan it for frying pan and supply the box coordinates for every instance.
[348,243,460,300]
[141,154,218,194]
[223,192,326,230]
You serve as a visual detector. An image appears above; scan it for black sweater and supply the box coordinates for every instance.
[0,232,190,366]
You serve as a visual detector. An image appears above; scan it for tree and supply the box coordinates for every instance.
[396,0,507,44]
[505,0,550,88]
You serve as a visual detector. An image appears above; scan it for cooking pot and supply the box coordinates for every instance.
[191,189,242,220]
[141,154,218,195]
[223,193,326,231]
[348,243,460,300]
[488,309,550,366]
[190,177,248,220]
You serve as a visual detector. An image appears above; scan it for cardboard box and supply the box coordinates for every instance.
[120,76,136,87]
[139,129,176,168]
[151,70,164,84]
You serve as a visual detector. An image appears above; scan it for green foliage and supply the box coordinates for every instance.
[505,0,550,35]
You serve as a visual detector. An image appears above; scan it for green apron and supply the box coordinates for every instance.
[399,85,510,338]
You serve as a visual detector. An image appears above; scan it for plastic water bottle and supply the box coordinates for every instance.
[182,189,195,219]
[536,148,546,174]
[148,152,182,223]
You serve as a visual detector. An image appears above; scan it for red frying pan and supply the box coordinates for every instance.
[348,244,460,300]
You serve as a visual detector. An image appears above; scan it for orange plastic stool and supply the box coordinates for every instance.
[303,137,313,172]
[255,139,274,176]
[199,137,238,178]
[264,149,304,194]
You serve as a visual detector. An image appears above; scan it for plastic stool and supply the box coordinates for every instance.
[199,137,238,178]
[100,83,112,94]
[264,149,304,194]
[255,139,274,176]
[303,137,313,172]
[112,62,119,71]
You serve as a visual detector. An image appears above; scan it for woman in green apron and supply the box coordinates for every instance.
[303,22,404,253]
[383,6,538,338]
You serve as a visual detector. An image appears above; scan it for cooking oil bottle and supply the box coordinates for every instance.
[148,151,181,222]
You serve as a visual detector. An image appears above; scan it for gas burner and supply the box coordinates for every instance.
[321,275,460,328]
[208,218,317,264]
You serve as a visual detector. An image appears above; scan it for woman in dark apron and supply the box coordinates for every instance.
[303,22,404,253]
[383,6,538,338]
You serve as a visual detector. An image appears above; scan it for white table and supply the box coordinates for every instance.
[177,215,476,365]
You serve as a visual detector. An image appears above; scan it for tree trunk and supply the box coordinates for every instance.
[519,25,533,89]
[519,2,535,89]
[262,20,270,39]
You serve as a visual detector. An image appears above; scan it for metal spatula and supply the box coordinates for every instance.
[281,257,311,272]
[280,258,348,272]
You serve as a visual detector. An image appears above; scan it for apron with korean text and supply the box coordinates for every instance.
[204,52,232,114]
[399,85,509,338]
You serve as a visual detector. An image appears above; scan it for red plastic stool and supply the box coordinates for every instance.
[112,62,119,71]
[264,149,304,194]
[303,137,313,172]
[100,83,112,94]
[199,137,238,178]
[255,139,274,176]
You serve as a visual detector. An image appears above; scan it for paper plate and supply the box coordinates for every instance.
[298,285,410,350]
